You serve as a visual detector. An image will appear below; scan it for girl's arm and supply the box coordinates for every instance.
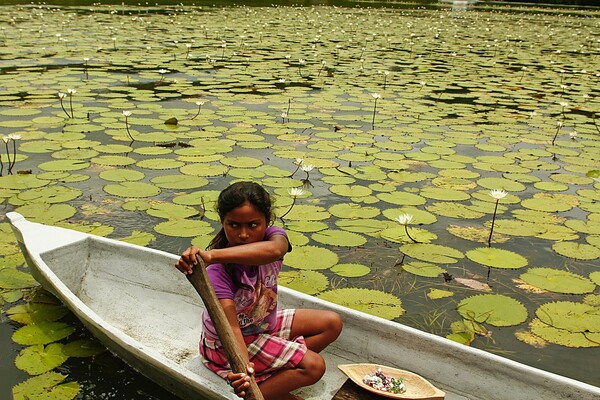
[176,234,288,274]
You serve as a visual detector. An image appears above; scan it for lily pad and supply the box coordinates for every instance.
[520,268,595,295]
[13,371,80,400]
[279,270,329,294]
[317,288,404,320]
[402,261,445,278]
[457,294,528,327]
[16,343,69,375]
[400,243,464,264]
[283,245,338,270]
[466,247,528,269]
[12,322,76,346]
[552,242,600,260]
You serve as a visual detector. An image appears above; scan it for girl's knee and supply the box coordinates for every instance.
[301,352,325,384]
[325,311,343,339]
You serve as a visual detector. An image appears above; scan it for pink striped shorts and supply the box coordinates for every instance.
[199,309,307,383]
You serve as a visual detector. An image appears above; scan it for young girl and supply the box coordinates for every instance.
[175,181,342,400]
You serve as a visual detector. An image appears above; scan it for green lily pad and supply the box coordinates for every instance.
[0,269,38,289]
[402,261,445,278]
[317,288,404,320]
[311,229,367,247]
[400,243,464,264]
[7,303,69,325]
[466,247,528,269]
[330,263,371,278]
[552,242,600,260]
[12,322,76,346]
[16,343,69,375]
[284,245,338,270]
[279,270,329,294]
[529,318,599,348]
[536,301,600,334]
[328,203,380,219]
[103,182,161,198]
[118,231,157,247]
[520,268,596,295]
[13,371,80,400]
[457,294,528,327]
[427,289,454,300]
[154,219,214,237]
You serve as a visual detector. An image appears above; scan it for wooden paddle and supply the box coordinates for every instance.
[187,254,264,400]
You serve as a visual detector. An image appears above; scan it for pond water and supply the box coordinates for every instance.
[1,1,599,399]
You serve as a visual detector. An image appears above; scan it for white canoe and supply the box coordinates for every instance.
[7,211,600,400]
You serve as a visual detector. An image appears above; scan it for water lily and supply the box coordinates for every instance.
[280,187,306,221]
[122,110,134,141]
[58,92,71,118]
[289,158,304,178]
[488,189,508,247]
[301,163,314,179]
[191,101,205,120]
[371,93,381,128]
[66,89,76,119]
[551,120,563,146]
[395,214,418,243]
[569,131,577,140]
[280,112,288,123]
[489,189,507,200]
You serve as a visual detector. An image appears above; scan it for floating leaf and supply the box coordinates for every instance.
[529,318,598,348]
[457,294,527,327]
[402,261,445,278]
[279,270,329,294]
[118,231,156,247]
[552,242,600,260]
[427,289,453,300]
[0,269,39,289]
[103,182,161,198]
[466,247,528,269]
[520,268,596,295]
[447,225,510,244]
[536,301,600,333]
[330,263,370,278]
[317,288,404,320]
[7,303,69,325]
[154,219,213,237]
[12,322,75,346]
[16,343,69,375]
[400,243,464,264]
[284,245,338,270]
[13,371,79,400]
[311,229,367,247]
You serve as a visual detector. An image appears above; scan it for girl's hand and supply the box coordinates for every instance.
[226,363,255,398]
[175,246,209,274]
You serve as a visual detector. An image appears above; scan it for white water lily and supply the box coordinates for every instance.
[300,164,314,172]
[569,131,577,139]
[371,93,381,99]
[195,101,205,106]
[489,189,508,200]
[288,187,305,197]
[122,110,132,117]
[58,92,67,100]
[295,158,304,165]
[6,134,21,141]
[67,88,76,95]
[1,136,9,144]
[395,214,414,225]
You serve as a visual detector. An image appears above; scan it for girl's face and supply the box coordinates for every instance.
[222,201,267,246]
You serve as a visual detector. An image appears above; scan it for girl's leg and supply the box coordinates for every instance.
[290,309,342,353]
[258,350,324,400]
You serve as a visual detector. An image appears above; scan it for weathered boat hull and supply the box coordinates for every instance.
[7,212,600,400]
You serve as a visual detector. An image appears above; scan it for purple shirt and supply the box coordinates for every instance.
[202,226,291,340]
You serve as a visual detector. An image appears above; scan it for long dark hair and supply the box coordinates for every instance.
[207,181,273,251]
[206,182,273,291]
